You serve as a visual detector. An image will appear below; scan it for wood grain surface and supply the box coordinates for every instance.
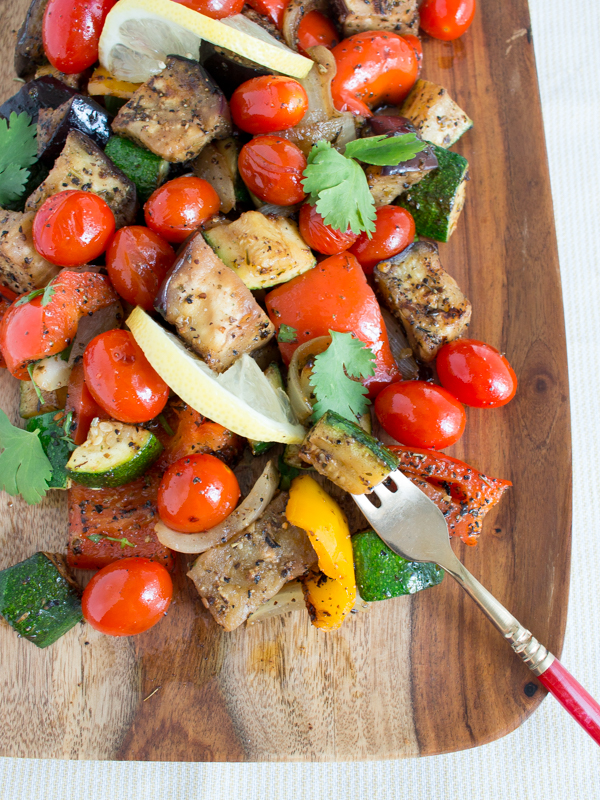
[0,0,571,761]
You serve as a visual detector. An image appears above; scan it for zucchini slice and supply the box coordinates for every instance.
[299,411,399,494]
[0,552,82,648]
[352,530,444,601]
[25,410,73,489]
[104,136,169,203]
[66,419,163,488]
[400,79,473,149]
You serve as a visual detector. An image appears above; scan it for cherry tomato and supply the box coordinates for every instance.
[32,190,115,268]
[375,380,466,449]
[436,339,517,408]
[349,206,415,274]
[43,0,116,74]
[299,202,358,255]
[82,557,173,636]
[144,177,220,243]
[331,32,418,117]
[403,34,423,75]
[420,0,476,41]
[174,0,244,19]
[83,329,169,423]
[157,453,240,533]
[238,136,307,206]
[106,226,175,311]
[297,11,339,56]
[246,0,288,28]
[230,76,308,134]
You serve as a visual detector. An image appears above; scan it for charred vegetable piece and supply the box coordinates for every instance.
[396,145,468,242]
[19,381,67,420]
[333,0,419,37]
[187,492,317,631]
[249,363,285,456]
[37,95,112,164]
[352,529,444,601]
[192,141,238,214]
[0,76,76,123]
[14,0,50,77]
[373,240,472,362]
[158,403,244,469]
[87,66,142,99]
[199,40,271,100]
[25,410,73,489]
[300,410,399,494]
[0,208,59,296]
[34,65,91,92]
[104,136,169,203]
[112,56,231,163]
[400,79,472,149]
[0,552,82,648]
[156,231,275,373]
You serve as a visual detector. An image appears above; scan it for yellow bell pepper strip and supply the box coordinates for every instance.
[88,66,141,99]
[286,475,356,630]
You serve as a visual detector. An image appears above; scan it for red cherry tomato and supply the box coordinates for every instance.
[230,76,308,134]
[43,0,116,73]
[82,557,173,636]
[403,34,423,75]
[246,0,288,28]
[83,329,169,423]
[420,0,476,41]
[157,453,240,533]
[436,339,517,408]
[297,11,339,56]
[32,190,115,268]
[331,32,418,117]
[106,226,175,311]
[238,135,307,206]
[299,202,358,255]
[144,177,220,243]
[375,380,466,450]
[349,205,415,274]
[174,0,244,19]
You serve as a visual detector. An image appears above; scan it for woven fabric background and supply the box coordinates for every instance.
[1,0,599,796]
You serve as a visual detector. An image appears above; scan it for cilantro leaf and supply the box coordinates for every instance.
[0,408,52,504]
[87,534,135,549]
[0,112,38,208]
[0,162,31,206]
[277,324,297,344]
[15,284,55,307]
[309,331,376,422]
[344,133,425,166]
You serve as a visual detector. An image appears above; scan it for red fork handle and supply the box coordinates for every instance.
[537,658,600,744]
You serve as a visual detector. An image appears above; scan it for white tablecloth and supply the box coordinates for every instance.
[1,0,599,796]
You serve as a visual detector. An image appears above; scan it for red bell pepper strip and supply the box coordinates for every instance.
[64,361,108,445]
[0,297,10,369]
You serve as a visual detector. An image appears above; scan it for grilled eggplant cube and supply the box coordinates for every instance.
[204,211,316,290]
[0,208,59,296]
[300,411,399,494]
[37,95,112,164]
[396,145,469,242]
[400,80,473,149]
[0,552,82,648]
[25,130,137,229]
[104,136,170,203]
[14,0,50,77]
[334,0,419,36]
[0,76,76,122]
[112,55,231,163]
[374,241,472,362]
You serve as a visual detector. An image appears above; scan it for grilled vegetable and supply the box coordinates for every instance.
[396,144,468,242]
[199,40,271,99]
[34,64,91,92]
[37,95,112,164]
[14,0,50,77]
[333,0,419,37]
[373,240,471,362]
[400,79,472,149]
[299,410,399,494]
[0,208,59,296]
[352,529,444,601]
[25,410,73,489]
[249,363,285,456]
[87,65,141,99]
[156,231,275,373]
[204,211,315,290]
[159,404,244,469]
[0,552,82,648]
[104,136,169,203]
[19,381,67,419]
[192,138,245,213]
[112,55,231,163]
[25,130,137,229]
[0,76,76,123]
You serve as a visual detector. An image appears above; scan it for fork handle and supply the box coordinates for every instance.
[536,659,600,744]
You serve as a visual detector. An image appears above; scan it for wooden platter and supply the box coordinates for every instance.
[0,0,571,761]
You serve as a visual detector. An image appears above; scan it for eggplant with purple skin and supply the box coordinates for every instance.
[0,77,76,123]
[37,96,112,164]
[199,41,271,100]
[14,0,50,78]
[365,116,438,207]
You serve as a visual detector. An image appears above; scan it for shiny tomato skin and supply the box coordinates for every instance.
[420,0,476,40]
[83,329,169,423]
[144,177,220,243]
[174,0,244,19]
[403,34,423,75]
[299,202,358,255]
[297,11,339,55]
[238,136,307,206]
[157,453,240,533]
[436,339,517,408]
[230,76,308,134]
[106,226,175,311]
[375,380,466,449]
[246,0,288,28]
[82,557,173,636]
[349,206,415,274]
[43,0,116,73]
[32,190,115,267]
[331,32,418,117]
[65,361,107,445]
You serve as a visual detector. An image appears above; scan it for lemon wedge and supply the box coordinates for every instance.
[99,0,313,82]
[127,306,306,444]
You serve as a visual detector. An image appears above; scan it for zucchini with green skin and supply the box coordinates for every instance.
[352,529,444,601]
[66,419,163,488]
[25,410,73,489]
[104,136,169,203]
[0,552,82,648]
[396,145,469,242]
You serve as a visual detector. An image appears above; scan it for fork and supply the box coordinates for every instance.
[352,469,600,745]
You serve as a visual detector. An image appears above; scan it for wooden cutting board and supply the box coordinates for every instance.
[0,0,571,761]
